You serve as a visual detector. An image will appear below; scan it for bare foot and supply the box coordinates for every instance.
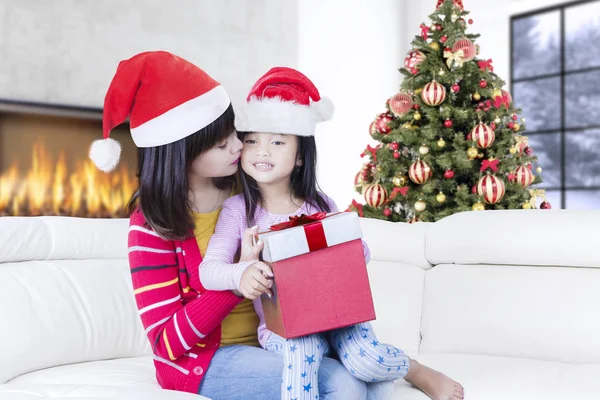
[404,359,464,400]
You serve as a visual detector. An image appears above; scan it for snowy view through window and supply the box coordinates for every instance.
[511,0,600,209]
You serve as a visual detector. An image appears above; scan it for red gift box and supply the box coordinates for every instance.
[258,212,376,339]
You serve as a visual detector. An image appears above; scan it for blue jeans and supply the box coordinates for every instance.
[197,343,393,400]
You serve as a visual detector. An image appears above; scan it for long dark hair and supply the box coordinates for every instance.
[128,104,236,240]
[238,132,330,226]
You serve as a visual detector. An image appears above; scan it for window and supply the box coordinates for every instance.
[511,0,600,209]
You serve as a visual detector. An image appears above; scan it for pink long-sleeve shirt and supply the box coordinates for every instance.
[200,193,370,347]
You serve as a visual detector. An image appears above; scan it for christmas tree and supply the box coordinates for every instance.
[349,0,550,223]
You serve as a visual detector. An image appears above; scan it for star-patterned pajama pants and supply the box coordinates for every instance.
[265,322,409,400]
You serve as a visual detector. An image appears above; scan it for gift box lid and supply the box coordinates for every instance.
[257,212,363,262]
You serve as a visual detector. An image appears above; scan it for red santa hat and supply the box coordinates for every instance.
[234,67,334,136]
[90,51,231,172]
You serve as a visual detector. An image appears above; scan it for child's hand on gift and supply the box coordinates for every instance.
[239,225,263,262]
[239,262,274,300]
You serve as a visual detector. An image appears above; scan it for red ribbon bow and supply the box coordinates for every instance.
[478,59,494,72]
[436,0,464,10]
[346,200,364,218]
[390,186,409,200]
[420,24,430,41]
[480,159,500,172]
[361,144,378,162]
[493,94,511,110]
[270,212,327,231]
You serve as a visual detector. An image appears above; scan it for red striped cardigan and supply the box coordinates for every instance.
[128,209,242,393]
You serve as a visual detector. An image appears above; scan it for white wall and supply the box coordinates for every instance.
[0,0,298,108]
[298,0,406,207]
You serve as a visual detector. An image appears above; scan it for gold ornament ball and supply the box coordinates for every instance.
[477,153,484,159]
[472,202,485,211]
[492,89,502,97]
[392,174,407,187]
[522,203,532,210]
[521,117,527,123]
[415,88,423,95]
[473,93,481,101]
[536,166,543,173]
[414,112,422,120]
[467,147,478,159]
[439,69,445,76]
[376,165,383,172]
[415,200,427,212]
[437,138,446,148]
[436,192,447,203]
[513,123,521,131]
[429,42,440,51]
[509,147,517,155]
[495,117,501,124]
[419,145,430,155]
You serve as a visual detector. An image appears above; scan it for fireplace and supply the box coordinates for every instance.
[0,101,137,218]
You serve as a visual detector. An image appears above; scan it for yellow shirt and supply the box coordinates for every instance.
[193,209,260,348]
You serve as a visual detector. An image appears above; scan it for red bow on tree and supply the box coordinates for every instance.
[478,59,494,72]
[420,24,430,41]
[480,159,500,172]
[493,93,511,109]
[390,187,409,200]
[361,144,378,162]
[270,212,327,231]
[346,200,364,218]
[436,0,464,10]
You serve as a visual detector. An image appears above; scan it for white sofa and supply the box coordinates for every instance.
[1,210,599,399]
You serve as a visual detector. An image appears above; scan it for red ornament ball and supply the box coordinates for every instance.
[435,24,443,31]
[452,37,476,61]
[508,173,516,181]
[479,80,488,88]
[363,183,388,207]
[468,19,474,24]
[512,114,518,121]
[440,35,448,43]
[540,201,552,209]
[471,185,477,194]
[525,147,533,156]
[451,84,460,93]
[393,150,400,159]
[413,104,420,110]
[444,169,455,179]
[527,164,533,170]
[466,133,472,141]
[508,122,515,129]
[404,50,426,74]
[390,142,399,150]
[421,80,447,106]
[371,113,394,137]
[389,93,414,117]
[444,119,453,128]
[490,122,496,130]
[477,174,506,204]
[383,208,392,217]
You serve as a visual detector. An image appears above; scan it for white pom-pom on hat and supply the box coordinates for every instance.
[312,97,334,122]
[89,138,122,172]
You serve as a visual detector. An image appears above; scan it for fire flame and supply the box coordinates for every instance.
[0,140,136,217]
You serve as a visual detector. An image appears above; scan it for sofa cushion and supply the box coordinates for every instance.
[0,259,149,383]
[426,210,600,268]
[360,217,431,269]
[420,264,600,364]
[367,261,425,356]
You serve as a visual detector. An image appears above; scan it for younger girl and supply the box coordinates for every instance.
[200,67,464,400]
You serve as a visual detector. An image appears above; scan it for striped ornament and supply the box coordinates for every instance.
[472,123,496,148]
[515,166,535,188]
[363,183,388,207]
[477,174,506,204]
[409,160,433,184]
[421,80,446,106]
